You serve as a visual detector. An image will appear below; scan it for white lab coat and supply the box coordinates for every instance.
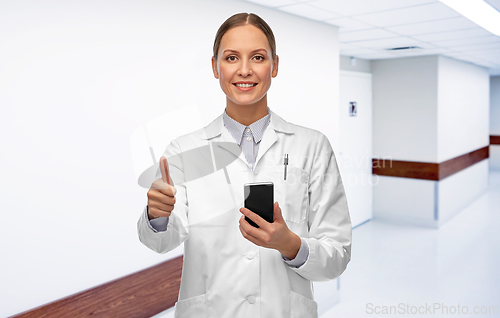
[137,110,351,318]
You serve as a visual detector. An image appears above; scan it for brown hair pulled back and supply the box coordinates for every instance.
[213,13,276,62]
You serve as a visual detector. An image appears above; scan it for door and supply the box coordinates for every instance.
[339,71,373,227]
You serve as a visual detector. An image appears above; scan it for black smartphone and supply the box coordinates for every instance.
[244,182,274,228]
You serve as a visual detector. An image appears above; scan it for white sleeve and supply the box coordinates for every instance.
[282,237,309,268]
[137,139,189,254]
[289,133,352,281]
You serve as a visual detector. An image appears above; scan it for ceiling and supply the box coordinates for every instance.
[244,0,500,75]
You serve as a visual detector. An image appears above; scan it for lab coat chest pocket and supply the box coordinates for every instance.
[289,291,318,318]
[174,294,207,318]
[273,166,309,224]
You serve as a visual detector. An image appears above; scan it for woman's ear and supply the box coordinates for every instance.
[212,57,220,79]
[272,55,279,78]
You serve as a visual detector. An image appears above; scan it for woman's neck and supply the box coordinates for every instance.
[225,96,269,126]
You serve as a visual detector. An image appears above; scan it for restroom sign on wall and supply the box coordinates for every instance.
[349,102,357,116]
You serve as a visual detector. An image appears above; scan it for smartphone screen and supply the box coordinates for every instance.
[244,182,274,228]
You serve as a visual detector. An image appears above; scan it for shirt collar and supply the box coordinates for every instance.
[202,107,294,140]
[222,108,270,145]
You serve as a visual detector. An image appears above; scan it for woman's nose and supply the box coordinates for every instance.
[238,60,252,77]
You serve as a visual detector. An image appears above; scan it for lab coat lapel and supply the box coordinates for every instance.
[217,127,246,164]
[201,113,246,165]
[255,110,294,168]
[255,125,278,168]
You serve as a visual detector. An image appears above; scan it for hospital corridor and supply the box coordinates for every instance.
[1,0,500,317]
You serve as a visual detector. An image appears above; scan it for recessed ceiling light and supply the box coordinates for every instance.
[385,46,422,51]
[439,0,500,36]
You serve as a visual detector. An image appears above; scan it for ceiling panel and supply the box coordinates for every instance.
[243,0,300,8]
[390,47,451,57]
[464,49,500,57]
[278,3,340,20]
[411,28,494,42]
[323,17,374,32]
[484,0,500,11]
[454,42,500,51]
[340,28,399,42]
[339,42,363,50]
[441,51,463,57]
[386,17,479,35]
[246,0,500,74]
[471,48,500,55]
[351,37,437,50]
[355,51,399,59]
[434,35,500,47]
[340,48,382,55]
[307,0,438,17]
[353,2,459,27]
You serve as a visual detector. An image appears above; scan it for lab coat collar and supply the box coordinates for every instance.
[201,109,294,140]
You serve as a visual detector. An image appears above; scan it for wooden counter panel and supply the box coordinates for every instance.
[11,256,183,318]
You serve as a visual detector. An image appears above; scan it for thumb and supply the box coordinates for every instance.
[159,156,174,187]
[274,202,284,223]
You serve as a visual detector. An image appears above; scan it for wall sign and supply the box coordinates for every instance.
[349,102,357,116]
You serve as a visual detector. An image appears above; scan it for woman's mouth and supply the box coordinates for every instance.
[233,83,257,91]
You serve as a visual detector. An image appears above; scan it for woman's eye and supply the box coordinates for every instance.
[225,55,263,61]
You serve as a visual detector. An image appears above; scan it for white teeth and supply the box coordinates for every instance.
[235,83,255,88]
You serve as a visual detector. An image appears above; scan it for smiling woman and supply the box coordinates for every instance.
[137,12,352,318]
[211,14,279,126]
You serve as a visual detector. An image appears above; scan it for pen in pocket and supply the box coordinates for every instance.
[284,154,288,180]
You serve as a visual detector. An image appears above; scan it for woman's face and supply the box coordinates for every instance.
[212,24,278,108]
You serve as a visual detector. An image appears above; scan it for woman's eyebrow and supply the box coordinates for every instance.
[223,48,268,54]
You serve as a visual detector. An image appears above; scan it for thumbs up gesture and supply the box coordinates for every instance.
[147,156,177,220]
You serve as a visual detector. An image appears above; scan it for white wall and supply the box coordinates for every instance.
[491,146,500,170]
[436,58,490,223]
[0,1,340,316]
[339,55,371,73]
[372,56,439,162]
[437,56,490,162]
[372,55,489,227]
[491,76,500,170]
[373,176,436,226]
[438,160,489,223]
[374,160,489,228]
[490,76,500,135]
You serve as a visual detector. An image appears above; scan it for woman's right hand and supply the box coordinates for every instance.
[147,156,177,220]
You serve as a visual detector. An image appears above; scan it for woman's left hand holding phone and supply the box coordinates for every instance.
[239,203,301,260]
[147,156,177,220]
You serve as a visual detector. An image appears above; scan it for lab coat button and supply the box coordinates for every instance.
[246,251,256,259]
[247,295,256,304]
